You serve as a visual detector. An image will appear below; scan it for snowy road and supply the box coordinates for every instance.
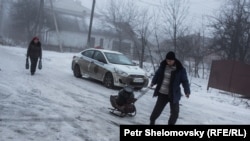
[0,46,125,141]
[0,46,249,141]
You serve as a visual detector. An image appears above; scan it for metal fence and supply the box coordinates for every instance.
[207,60,250,98]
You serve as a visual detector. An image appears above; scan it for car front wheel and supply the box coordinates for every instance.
[73,65,82,78]
[103,72,114,89]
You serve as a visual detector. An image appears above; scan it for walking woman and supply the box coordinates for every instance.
[26,37,42,75]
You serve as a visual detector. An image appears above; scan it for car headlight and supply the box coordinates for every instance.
[114,68,129,77]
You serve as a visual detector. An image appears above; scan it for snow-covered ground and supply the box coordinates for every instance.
[0,45,249,141]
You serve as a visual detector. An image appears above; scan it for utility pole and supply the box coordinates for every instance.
[36,0,44,37]
[49,0,63,52]
[86,0,95,48]
[0,0,4,37]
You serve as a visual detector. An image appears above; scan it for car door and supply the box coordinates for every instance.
[89,51,107,80]
[78,50,95,75]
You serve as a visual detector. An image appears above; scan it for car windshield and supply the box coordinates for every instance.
[104,52,134,65]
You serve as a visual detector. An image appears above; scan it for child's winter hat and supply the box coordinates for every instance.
[166,51,176,60]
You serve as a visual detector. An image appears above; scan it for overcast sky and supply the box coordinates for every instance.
[79,0,223,35]
[79,0,223,22]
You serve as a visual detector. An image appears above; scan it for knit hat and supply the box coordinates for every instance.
[166,51,175,60]
[33,37,39,41]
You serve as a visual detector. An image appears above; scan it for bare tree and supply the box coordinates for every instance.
[151,9,164,69]
[131,9,153,68]
[36,0,44,38]
[161,0,190,54]
[187,16,213,78]
[10,0,41,41]
[49,0,63,52]
[191,34,203,78]
[211,0,250,63]
[101,0,138,53]
[102,0,155,69]
[0,0,4,36]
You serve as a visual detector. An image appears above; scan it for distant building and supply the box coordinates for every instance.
[43,0,135,55]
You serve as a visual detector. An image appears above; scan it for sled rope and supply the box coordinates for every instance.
[135,87,152,101]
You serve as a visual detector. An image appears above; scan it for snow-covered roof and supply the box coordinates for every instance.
[45,0,91,17]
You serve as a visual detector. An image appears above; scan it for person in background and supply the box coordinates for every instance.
[149,51,190,125]
[26,37,42,75]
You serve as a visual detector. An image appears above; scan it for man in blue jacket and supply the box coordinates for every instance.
[149,51,190,125]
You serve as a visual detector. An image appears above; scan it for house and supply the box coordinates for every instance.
[43,0,135,55]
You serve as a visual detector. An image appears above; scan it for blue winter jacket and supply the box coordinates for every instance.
[151,59,190,103]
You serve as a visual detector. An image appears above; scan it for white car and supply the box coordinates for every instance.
[71,48,149,90]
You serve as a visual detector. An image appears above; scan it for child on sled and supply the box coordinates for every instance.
[110,86,137,117]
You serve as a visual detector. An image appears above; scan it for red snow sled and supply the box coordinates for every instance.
[109,86,150,117]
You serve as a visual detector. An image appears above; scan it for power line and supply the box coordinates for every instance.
[137,0,221,12]
[137,0,162,7]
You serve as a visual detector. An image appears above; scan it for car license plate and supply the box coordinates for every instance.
[133,78,143,83]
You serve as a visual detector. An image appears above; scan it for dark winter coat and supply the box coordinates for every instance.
[116,88,135,106]
[27,41,42,59]
[151,59,190,103]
